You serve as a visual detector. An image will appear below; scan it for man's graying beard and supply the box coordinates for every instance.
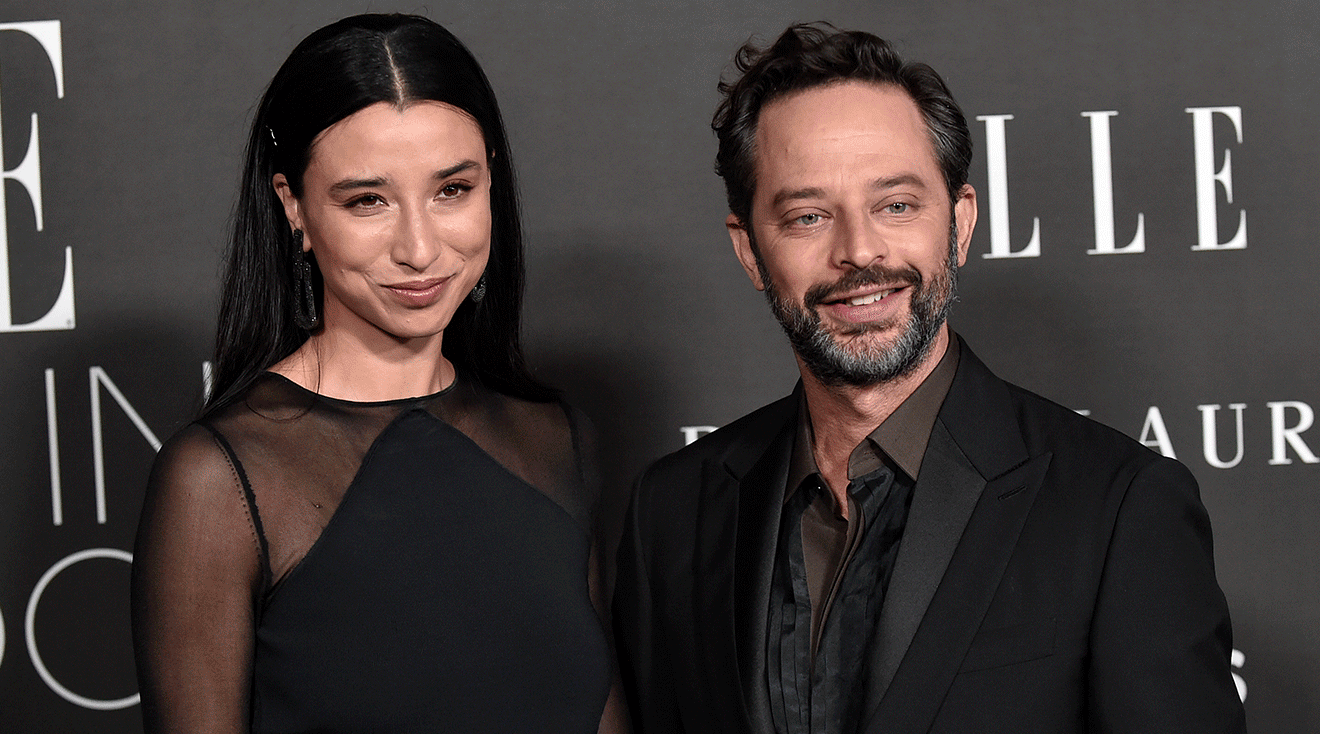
[754,219,960,387]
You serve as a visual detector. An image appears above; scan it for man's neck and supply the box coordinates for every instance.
[800,326,950,513]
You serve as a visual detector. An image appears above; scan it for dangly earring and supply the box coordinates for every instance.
[291,229,320,330]
[469,273,487,304]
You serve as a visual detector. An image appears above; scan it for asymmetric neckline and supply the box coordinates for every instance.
[136,368,610,733]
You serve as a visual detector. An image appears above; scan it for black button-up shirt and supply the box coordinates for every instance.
[767,338,960,734]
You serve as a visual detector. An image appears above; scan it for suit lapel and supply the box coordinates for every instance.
[861,340,1053,734]
[692,400,796,733]
[862,453,1051,734]
[864,420,985,710]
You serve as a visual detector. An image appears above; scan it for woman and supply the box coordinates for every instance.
[132,14,624,733]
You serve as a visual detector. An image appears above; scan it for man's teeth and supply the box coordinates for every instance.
[847,289,896,306]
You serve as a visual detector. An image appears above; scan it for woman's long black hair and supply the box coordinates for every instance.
[204,13,553,415]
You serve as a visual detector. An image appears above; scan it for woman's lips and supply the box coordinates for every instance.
[383,277,450,307]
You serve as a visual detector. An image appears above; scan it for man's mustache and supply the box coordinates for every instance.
[803,264,923,309]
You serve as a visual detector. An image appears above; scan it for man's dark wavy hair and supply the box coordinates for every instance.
[712,22,972,227]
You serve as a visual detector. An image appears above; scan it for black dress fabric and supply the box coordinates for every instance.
[132,373,611,734]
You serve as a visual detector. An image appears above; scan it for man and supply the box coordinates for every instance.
[613,23,1247,734]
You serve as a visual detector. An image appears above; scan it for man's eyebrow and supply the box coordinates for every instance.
[769,174,932,209]
[871,173,930,191]
[770,186,827,210]
[328,161,482,193]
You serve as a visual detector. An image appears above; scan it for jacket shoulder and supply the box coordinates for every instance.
[1002,380,1174,481]
[640,392,796,487]
[1006,381,1146,449]
[943,340,1172,484]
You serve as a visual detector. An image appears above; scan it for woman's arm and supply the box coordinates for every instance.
[565,403,633,734]
[593,534,633,734]
[131,424,266,734]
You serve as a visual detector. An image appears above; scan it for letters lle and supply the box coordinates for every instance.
[979,106,1247,258]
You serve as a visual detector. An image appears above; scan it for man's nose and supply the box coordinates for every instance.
[830,214,886,270]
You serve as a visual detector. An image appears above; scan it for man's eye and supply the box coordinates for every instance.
[886,202,910,214]
[795,213,822,226]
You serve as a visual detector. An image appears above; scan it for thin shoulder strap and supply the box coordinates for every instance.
[198,421,274,596]
[560,402,602,516]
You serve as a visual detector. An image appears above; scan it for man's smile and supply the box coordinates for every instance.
[832,286,903,307]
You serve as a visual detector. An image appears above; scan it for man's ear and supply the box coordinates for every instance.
[953,184,977,267]
[727,213,765,291]
[272,173,305,245]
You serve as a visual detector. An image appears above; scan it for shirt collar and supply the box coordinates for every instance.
[786,335,961,504]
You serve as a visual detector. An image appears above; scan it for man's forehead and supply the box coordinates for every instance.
[752,81,939,190]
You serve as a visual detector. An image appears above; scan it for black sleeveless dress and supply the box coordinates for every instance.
[132,374,611,733]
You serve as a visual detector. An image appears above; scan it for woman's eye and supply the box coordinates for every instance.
[439,183,470,198]
[349,194,384,208]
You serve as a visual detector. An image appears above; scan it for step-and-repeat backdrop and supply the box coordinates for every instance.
[0,1,1314,731]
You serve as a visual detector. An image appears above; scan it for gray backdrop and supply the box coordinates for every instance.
[0,1,1314,731]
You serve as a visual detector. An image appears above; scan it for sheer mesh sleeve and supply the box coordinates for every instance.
[565,405,632,734]
[133,375,627,732]
[131,423,268,734]
[563,404,610,622]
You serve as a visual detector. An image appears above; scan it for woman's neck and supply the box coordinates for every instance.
[271,326,454,401]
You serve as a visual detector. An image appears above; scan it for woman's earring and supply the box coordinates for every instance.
[292,229,320,330]
[469,273,487,304]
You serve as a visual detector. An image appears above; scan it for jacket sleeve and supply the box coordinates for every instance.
[1087,457,1247,732]
[613,470,686,734]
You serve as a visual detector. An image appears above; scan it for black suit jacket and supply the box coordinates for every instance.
[614,341,1246,733]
